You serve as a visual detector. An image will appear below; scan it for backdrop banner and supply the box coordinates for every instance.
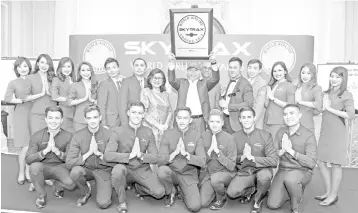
[69,34,314,84]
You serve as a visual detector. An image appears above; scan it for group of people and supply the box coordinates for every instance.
[4,52,355,213]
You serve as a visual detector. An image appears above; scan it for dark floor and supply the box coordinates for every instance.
[1,154,358,213]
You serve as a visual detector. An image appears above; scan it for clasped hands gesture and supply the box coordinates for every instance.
[322,94,331,111]
[169,138,190,162]
[240,143,254,162]
[207,137,220,157]
[43,132,61,156]
[278,133,294,156]
[129,137,143,160]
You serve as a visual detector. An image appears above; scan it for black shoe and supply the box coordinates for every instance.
[54,190,64,198]
[210,197,227,210]
[238,188,256,204]
[134,184,144,200]
[250,200,263,213]
[164,187,176,208]
[76,187,92,207]
[117,203,128,213]
[314,195,327,201]
[35,197,46,209]
[292,209,301,213]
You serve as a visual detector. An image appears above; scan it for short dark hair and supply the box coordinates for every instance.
[175,106,192,117]
[133,58,147,67]
[283,104,301,112]
[147,68,166,92]
[209,109,224,121]
[247,59,262,70]
[45,106,63,118]
[239,107,256,117]
[228,57,243,67]
[14,57,32,77]
[127,100,145,111]
[104,57,119,69]
[84,104,101,117]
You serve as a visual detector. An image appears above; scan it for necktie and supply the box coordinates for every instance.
[140,79,143,89]
[116,80,121,91]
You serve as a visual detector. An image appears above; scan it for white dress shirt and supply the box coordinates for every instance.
[111,77,121,91]
[136,76,145,89]
[186,79,203,116]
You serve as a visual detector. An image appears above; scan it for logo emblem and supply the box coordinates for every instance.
[83,39,116,74]
[177,15,206,44]
[260,40,296,74]
[188,142,195,146]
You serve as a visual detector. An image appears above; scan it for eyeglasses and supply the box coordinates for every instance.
[152,77,164,81]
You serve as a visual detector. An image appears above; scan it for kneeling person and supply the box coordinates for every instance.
[66,105,114,209]
[267,104,317,213]
[200,109,237,210]
[104,101,165,213]
[25,106,75,208]
[158,106,206,212]
[227,107,278,213]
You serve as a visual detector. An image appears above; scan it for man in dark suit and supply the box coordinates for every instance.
[119,58,148,125]
[97,58,124,129]
[219,57,254,134]
[200,61,221,110]
[168,54,220,134]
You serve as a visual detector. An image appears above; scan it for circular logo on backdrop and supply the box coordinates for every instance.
[260,40,296,74]
[83,39,116,74]
[177,15,206,44]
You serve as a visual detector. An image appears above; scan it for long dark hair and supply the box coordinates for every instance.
[297,63,318,89]
[76,61,98,95]
[147,68,166,92]
[33,54,55,83]
[268,61,292,88]
[56,57,75,82]
[324,66,348,97]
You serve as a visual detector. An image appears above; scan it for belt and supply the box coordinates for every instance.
[191,114,203,119]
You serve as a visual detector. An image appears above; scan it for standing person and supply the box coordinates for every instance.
[157,106,206,212]
[51,57,75,133]
[219,57,254,134]
[200,109,236,210]
[267,104,317,213]
[227,107,278,213]
[264,61,295,139]
[295,63,323,134]
[168,53,220,134]
[119,58,148,125]
[97,58,124,129]
[25,106,75,208]
[104,100,165,213]
[200,61,221,110]
[66,105,114,209]
[315,66,355,206]
[245,59,267,129]
[4,57,33,184]
[27,54,57,134]
[141,68,173,148]
[67,61,97,132]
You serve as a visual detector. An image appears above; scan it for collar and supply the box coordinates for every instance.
[243,127,256,136]
[47,128,61,137]
[175,126,191,136]
[88,126,100,135]
[135,75,145,82]
[211,129,223,136]
[286,124,301,136]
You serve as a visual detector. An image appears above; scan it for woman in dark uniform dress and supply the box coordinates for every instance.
[67,61,97,132]
[51,57,75,133]
[295,63,323,134]
[27,54,57,134]
[4,57,35,184]
[316,66,355,206]
[264,61,296,139]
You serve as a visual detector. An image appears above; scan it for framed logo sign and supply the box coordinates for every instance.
[170,8,213,60]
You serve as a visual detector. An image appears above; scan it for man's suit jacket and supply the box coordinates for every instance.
[168,69,220,122]
[119,75,148,125]
[223,76,254,132]
[250,76,267,129]
[97,78,122,128]
[208,83,221,110]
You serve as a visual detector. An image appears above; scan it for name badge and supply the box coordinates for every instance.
[140,138,147,143]
[254,143,262,147]
[188,142,195,146]
[42,141,48,144]
[219,144,224,149]
[97,140,104,144]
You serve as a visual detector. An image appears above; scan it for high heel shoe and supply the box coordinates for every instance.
[314,195,327,201]
[319,196,339,206]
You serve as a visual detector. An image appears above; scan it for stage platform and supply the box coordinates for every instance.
[1,154,357,213]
